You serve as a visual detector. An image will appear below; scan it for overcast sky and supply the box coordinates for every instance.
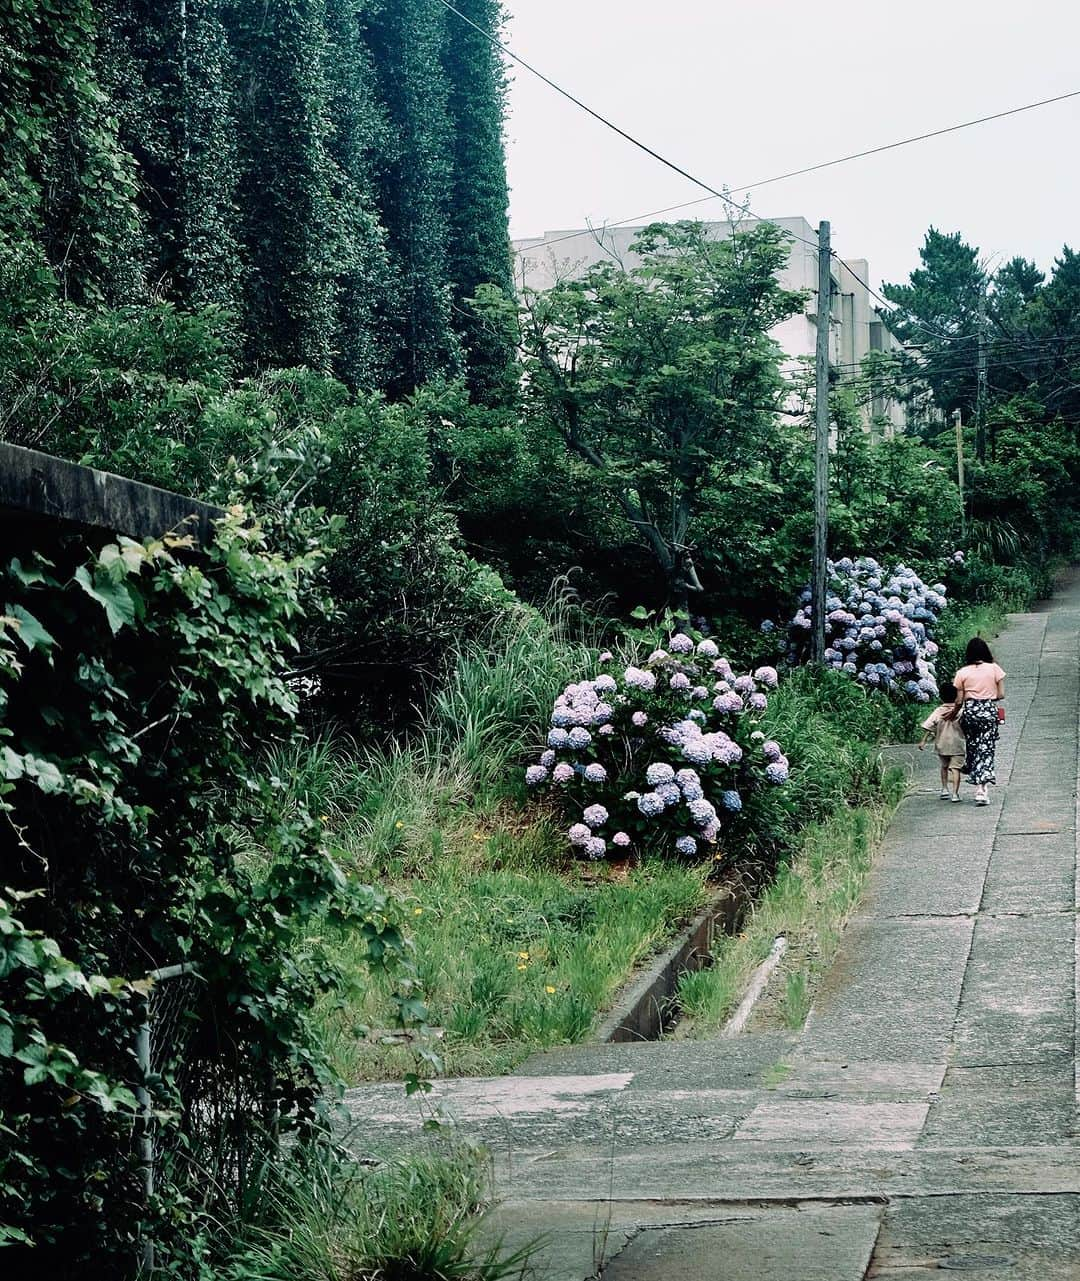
[502,0,1080,292]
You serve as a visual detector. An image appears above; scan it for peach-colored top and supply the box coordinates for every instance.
[954,661,1006,701]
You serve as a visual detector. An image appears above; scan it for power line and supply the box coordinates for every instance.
[437,0,821,255]
[446,0,1080,345]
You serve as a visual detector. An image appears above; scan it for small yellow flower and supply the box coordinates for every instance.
[517,951,530,961]
[545,985,557,994]
[395,821,404,830]
[319,815,329,824]
[516,963,527,972]
[472,832,484,841]
[412,907,424,916]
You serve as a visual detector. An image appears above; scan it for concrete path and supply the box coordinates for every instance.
[343,583,1080,1279]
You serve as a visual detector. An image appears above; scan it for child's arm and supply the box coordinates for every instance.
[917,731,931,750]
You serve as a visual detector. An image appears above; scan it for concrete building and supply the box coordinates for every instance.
[512,216,910,436]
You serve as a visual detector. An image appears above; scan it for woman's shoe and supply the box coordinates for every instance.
[974,787,989,806]
[939,788,951,799]
[951,794,962,803]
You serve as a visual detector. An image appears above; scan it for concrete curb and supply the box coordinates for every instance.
[593,883,751,1043]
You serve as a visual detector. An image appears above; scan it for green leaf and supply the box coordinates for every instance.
[7,604,57,654]
[74,567,136,634]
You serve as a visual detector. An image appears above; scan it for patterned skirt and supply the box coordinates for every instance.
[961,698,999,786]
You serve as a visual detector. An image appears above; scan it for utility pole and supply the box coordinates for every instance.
[975,288,988,464]
[811,220,831,665]
[953,407,966,539]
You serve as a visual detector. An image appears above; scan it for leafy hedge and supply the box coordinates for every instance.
[0,508,418,1272]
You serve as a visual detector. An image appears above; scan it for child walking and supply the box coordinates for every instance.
[919,682,967,802]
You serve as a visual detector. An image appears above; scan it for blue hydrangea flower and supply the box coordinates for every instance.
[525,765,548,786]
[645,762,676,786]
[669,633,694,655]
[585,836,606,859]
[675,835,698,856]
[696,639,719,659]
[719,790,742,812]
[688,798,717,825]
[584,762,607,783]
[765,761,789,784]
[567,727,592,749]
[657,782,681,806]
[547,728,569,749]
[637,792,665,817]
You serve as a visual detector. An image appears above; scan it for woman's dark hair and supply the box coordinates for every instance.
[965,636,994,664]
[940,680,958,703]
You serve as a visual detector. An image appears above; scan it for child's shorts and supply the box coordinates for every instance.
[938,753,965,770]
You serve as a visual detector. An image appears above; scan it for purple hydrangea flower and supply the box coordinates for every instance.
[645,762,676,785]
[691,685,709,700]
[553,762,575,784]
[598,723,615,736]
[675,835,698,856]
[547,728,569,749]
[762,740,782,761]
[583,803,609,828]
[631,710,648,728]
[568,726,592,749]
[599,650,614,662]
[594,673,617,692]
[696,638,719,659]
[669,633,694,655]
[568,823,590,844]
[753,665,779,689]
[525,765,548,786]
[669,672,692,691]
[624,666,657,692]
[584,762,607,784]
[592,702,615,724]
[733,675,755,695]
[540,749,556,768]
[765,761,789,784]
[585,836,606,859]
[748,692,768,712]
[612,831,631,848]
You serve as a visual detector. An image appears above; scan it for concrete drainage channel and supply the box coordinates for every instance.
[593,879,781,1044]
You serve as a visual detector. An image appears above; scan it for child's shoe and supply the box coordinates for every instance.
[939,788,951,800]
[951,794,962,803]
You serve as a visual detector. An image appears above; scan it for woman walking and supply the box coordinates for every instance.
[952,638,1006,806]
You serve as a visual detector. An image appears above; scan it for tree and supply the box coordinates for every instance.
[477,221,805,611]
[440,0,515,403]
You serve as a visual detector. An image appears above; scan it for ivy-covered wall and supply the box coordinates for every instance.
[0,0,514,394]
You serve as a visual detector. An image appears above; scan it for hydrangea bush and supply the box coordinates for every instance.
[524,635,789,860]
[781,556,947,703]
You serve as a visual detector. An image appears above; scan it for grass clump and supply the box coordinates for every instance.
[223,1143,530,1281]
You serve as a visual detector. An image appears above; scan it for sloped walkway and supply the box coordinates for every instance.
[343,583,1080,1280]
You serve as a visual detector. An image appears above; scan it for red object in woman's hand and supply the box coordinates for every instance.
[997,706,1006,723]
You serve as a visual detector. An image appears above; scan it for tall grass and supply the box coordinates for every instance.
[222,1142,531,1281]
